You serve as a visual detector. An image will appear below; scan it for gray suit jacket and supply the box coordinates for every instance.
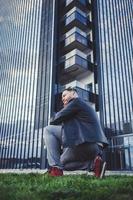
[50,98,108,148]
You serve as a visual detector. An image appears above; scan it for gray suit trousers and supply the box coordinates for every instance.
[44,125,102,170]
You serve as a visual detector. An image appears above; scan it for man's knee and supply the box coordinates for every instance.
[44,125,62,141]
[43,126,53,144]
[44,125,54,135]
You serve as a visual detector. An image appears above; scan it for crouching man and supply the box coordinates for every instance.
[44,87,108,178]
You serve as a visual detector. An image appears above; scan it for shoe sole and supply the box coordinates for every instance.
[100,161,106,179]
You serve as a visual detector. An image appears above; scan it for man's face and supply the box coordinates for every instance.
[62,90,76,106]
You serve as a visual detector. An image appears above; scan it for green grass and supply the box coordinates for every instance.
[0,174,133,200]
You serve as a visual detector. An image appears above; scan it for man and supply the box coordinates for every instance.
[44,87,108,177]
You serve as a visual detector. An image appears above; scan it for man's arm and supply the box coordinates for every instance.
[50,98,80,125]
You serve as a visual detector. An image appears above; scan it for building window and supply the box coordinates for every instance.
[66,0,86,6]
[79,0,86,5]
[65,55,88,69]
[76,12,87,24]
[66,12,75,25]
[65,11,87,25]
[65,34,75,45]
[86,83,93,92]
[65,32,87,46]
[76,32,87,45]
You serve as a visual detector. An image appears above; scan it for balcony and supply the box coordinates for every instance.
[60,32,93,54]
[59,55,94,84]
[61,0,92,15]
[61,11,92,33]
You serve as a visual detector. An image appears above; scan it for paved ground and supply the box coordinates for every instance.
[0,169,133,176]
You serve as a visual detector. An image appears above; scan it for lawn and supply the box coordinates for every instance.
[0,173,133,200]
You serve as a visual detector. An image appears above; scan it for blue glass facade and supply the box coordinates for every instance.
[0,0,132,171]
[94,0,133,170]
[0,0,55,168]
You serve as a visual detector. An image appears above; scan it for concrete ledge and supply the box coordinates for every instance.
[64,170,133,176]
[105,170,133,176]
[0,169,47,174]
[0,169,133,176]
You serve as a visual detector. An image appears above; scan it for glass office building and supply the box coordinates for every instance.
[0,0,132,170]
[0,0,97,169]
[94,0,133,170]
[0,0,56,168]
